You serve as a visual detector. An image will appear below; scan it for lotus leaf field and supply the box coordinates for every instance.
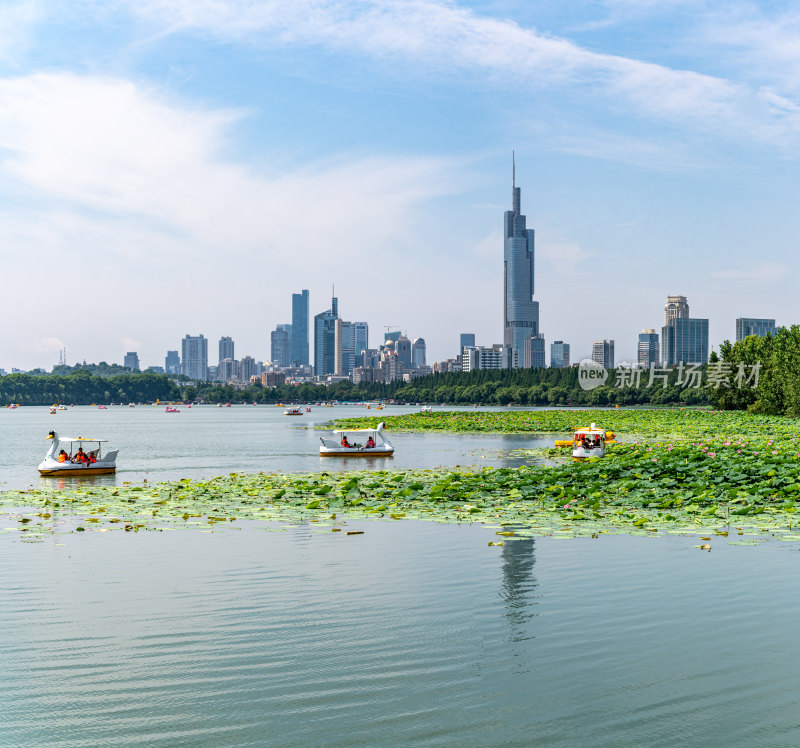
[3,408,800,547]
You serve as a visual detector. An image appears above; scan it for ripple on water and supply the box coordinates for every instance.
[4,522,800,747]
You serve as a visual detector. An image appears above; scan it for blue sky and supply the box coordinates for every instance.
[1,0,798,370]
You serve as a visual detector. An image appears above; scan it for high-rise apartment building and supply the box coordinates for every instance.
[240,355,258,382]
[662,318,708,365]
[291,290,309,366]
[123,352,140,371]
[164,350,180,375]
[736,318,776,341]
[638,329,660,368]
[270,324,292,368]
[504,157,539,367]
[665,295,690,323]
[550,341,570,368]
[181,334,208,381]
[217,358,238,382]
[219,336,234,364]
[396,336,412,368]
[592,340,615,369]
[314,295,339,376]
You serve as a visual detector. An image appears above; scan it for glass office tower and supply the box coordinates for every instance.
[503,157,539,367]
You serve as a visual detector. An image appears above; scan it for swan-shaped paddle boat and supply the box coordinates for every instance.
[554,423,617,461]
[319,422,394,457]
[38,431,118,476]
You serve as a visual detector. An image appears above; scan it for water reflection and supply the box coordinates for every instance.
[500,535,538,673]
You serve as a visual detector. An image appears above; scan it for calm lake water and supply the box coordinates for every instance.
[4,520,800,747]
[0,404,557,491]
[4,404,797,746]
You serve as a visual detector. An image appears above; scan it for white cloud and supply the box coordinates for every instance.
[0,72,464,368]
[106,0,800,147]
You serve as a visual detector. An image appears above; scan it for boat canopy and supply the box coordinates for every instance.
[331,422,385,438]
[56,437,108,443]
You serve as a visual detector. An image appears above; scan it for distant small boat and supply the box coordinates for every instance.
[128,403,135,408]
[284,407,303,416]
[165,407,179,413]
[49,407,57,415]
[305,407,311,412]
[57,405,67,411]
[97,405,108,410]
[420,405,432,413]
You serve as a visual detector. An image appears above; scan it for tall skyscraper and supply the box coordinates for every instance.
[661,296,708,365]
[314,295,339,376]
[638,329,660,368]
[412,338,427,367]
[240,355,258,382]
[291,290,309,366]
[164,350,180,375]
[219,336,234,364]
[665,295,690,323]
[550,341,570,368]
[592,340,615,369]
[736,318,776,341]
[270,324,292,368]
[662,319,708,365]
[123,352,140,371]
[181,334,208,381]
[504,155,538,367]
[353,322,369,357]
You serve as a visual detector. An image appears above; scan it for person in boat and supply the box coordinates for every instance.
[366,436,375,449]
[58,450,68,463]
[341,436,350,448]
[74,447,87,464]
[580,435,591,450]
[87,450,98,464]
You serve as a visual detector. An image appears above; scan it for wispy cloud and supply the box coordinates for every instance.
[105,0,800,148]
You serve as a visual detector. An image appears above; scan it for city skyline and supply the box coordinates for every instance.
[0,1,796,370]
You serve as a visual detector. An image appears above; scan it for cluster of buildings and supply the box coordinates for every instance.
[588,297,776,371]
[59,162,782,383]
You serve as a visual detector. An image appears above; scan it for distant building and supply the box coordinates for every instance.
[219,336,234,364]
[146,365,165,374]
[662,318,708,366]
[217,358,239,382]
[353,322,369,358]
[165,350,180,375]
[271,324,292,368]
[504,157,540,367]
[459,333,475,351]
[665,295,690,323]
[526,334,546,369]
[384,330,402,344]
[261,371,285,387]
[638,329,660,368]
[412,337,426,368]
[550,341,570,368]
[291,289,309,366]
[240,356,258,382]
[592,340,615,369]
[461,345,511,372]
[736,318,776,341]
[123,352,140,371]
[396,335,412,368]
[314,295,339,376]
[181,334,208,381]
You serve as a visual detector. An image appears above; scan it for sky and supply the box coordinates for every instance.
[1,0,798,370]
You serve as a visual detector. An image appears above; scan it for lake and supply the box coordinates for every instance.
[4,519,800,746]
[0,404,557,491]
[4,404,799,746]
